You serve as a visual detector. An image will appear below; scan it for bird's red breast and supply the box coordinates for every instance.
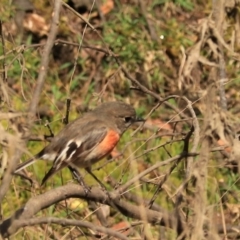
[81,129,120,167]
[99,129,120,156]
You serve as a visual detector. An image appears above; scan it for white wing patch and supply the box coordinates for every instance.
[66,150,76,161]
[42,153,57,161]
[55,139,82,165]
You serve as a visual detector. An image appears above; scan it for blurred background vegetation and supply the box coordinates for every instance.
[1,0,240,239]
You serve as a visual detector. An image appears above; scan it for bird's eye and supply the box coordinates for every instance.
[124,117,132,123]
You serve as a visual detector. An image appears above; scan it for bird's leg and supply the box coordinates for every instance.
[44,120,55,140]
[68,165,90,194]
[14,172,35,186]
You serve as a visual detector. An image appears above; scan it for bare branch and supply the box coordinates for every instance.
[28,0,61,118]
[0,184,181,237]
[12,217,129,240]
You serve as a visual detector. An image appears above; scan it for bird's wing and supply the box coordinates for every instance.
[41,126,109,185]
[54,126,108,166]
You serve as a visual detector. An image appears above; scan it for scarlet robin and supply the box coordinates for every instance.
[15,101,143,189]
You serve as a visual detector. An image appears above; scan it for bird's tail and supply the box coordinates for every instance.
[15,149,47,173]
[14,157,37,173]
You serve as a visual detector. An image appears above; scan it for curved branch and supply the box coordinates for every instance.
[12,217,129,240]
[0,184,181,237]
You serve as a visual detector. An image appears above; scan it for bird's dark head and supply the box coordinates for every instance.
[94,101,144,134]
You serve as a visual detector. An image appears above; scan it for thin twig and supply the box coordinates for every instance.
[28,0,61,119]
[115,153,198,196]
[13,217,128,240]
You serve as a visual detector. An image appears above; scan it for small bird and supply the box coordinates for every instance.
[15,101,143,189]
